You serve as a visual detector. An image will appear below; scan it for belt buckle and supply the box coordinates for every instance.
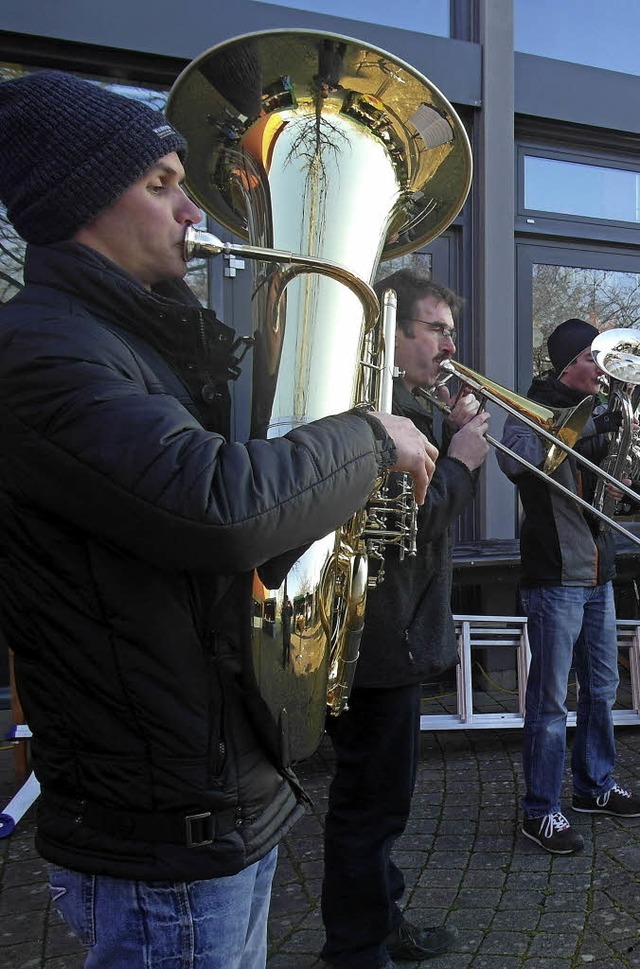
[185,811,214,847]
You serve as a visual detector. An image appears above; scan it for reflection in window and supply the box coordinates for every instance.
[531,263,640,376]
[515,0,640,77]
[376,252,433,283]
[253,0,450,37]
[0,63,208,305]
[524,156,640,224]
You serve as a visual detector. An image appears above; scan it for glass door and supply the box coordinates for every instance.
[515,240,640,544]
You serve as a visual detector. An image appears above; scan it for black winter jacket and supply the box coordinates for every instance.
[353,380,477,688]
[0,242,394,881]
[497,373,615,587]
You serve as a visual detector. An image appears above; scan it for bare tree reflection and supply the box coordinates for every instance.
[532,263,640,376]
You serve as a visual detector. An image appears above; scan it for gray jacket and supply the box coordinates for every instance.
[497,373,615,586]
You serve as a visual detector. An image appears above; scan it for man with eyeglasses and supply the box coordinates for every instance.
[321,269,490,969]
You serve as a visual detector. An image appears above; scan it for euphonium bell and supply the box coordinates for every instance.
[166,29,472,760]
[590,327,640,520]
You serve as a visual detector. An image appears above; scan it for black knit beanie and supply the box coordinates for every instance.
[0,70,187,244]
[547,318,600,376]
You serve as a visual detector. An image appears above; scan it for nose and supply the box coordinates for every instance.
[442,332,456,352]
[177,188,203,225]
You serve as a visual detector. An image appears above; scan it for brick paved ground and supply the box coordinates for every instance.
[2,715,640,968]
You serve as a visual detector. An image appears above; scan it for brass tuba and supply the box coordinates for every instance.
[166,29,472,760]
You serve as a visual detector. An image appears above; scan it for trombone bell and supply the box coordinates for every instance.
[544,396,596,474]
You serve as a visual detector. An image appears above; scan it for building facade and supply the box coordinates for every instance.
[2,0,640,623]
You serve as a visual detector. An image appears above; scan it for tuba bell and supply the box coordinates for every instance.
[166,29,472,760]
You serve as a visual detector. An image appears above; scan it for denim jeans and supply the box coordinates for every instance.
[47,846,278,969]
[520,583,619,818]
[321,683,422,968]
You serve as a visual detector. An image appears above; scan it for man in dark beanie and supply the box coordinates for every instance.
[497,318,640,856]
[0,70,437,968]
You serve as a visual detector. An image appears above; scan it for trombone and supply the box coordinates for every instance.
[422,358,640,549]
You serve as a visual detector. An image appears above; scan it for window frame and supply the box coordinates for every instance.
[516,140,640,245]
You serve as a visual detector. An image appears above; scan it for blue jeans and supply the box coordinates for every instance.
[47,847,278,969]
[520,583,619,818]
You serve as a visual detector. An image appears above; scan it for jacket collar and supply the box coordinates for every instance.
[23,242,239,424]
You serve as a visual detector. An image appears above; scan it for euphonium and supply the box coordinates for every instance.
[166,29,472,760]
[591,328,640,521]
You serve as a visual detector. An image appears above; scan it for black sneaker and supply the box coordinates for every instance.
[522,811,584,854]
[385,920,458,961]
[572,783,640,816]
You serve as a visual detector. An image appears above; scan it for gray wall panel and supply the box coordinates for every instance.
[515,52,640,135]
[2,0,481,106]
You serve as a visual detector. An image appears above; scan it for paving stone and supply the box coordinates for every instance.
[2,719,640,967]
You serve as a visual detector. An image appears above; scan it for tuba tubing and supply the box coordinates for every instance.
[183,227,380,331]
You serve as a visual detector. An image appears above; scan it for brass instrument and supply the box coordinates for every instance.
[167,29,472,760]
[426,359,640,548]
[591,328,640,521]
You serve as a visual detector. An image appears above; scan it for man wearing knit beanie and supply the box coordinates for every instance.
[0,71,188,245]
[547,317,600,378]
[0,70,437,967]
[497,318,640,857]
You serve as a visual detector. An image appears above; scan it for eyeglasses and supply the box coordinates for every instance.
[400,319,457,343]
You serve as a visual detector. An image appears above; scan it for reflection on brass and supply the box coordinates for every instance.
[167,30,473,760]
[591,328,640,522]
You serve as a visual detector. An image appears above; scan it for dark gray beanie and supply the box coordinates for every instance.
[547,318,599,375]
[0,70,187,244]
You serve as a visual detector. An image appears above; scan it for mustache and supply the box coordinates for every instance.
[434,352,453,367]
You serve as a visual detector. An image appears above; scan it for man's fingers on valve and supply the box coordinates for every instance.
[366,413,438,504]
[409,435,438,506]
[424,437,438,479]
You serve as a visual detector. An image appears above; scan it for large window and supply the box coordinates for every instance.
[530,262,640,376]
[515,0,640,77]
[516,136,640,250]
[253,0,451,36]
[524,155,640,225]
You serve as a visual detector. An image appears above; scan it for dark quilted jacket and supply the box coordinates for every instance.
[353,380,477,688]
[0,241,391,880]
